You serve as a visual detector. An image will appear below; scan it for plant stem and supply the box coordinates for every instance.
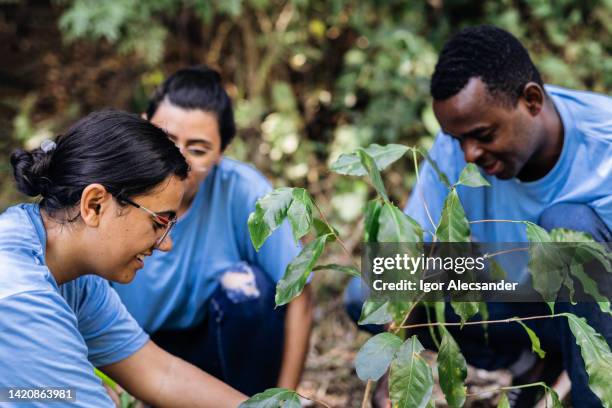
[411,147,437,234]
[425,304,441,349]
[312,200,357,268]
[466,381,547,397]
[297,392,333,408]
[399,313,560,329]
[469,219,524,224]
[484,247,530,258]
[361,380,373,408]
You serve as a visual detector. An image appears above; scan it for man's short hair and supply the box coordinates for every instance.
[146,65,236,150]
[430,25,543,106]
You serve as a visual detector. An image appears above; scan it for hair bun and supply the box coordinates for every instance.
[10,148,54,197]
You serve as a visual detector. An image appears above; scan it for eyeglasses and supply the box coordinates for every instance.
[117,196,177,248]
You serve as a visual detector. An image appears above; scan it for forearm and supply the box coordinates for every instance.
[102,341,247,408]
[276,286,313,389]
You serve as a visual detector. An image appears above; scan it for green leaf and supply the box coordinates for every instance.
[456,163,490,188]
[287,188,314,242]
[355,332,403,381]
[364,199,383,243]
[330,143,409,176]
[436,189,470,242]
[388,301,414,327]
[497,393,510,408]
[550,228,593,242]
[248,187,294,250]
[120,392,131,408]
[564,313,612,407]
[239,388,301,408]
[570,263,611,315]
[359,300,393,325]
[563,271,577,305]
[313,264,360,278]
[389,336,434,408]
[275,235,328,306]
[548,388,563,408]
[524,221,552,243]
[489,259,508,280]
[516,320,546,359]
[357,149,389,201]
[450,301,479,326]
[416,147,452,189]
[437,328,467,408]
[524,222,562,312]
[552,229,611,272]
[312,218,337,242]
[377,203,424,243]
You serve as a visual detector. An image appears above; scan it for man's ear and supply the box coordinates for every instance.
[79,184,112,227]
[521,82,545,117]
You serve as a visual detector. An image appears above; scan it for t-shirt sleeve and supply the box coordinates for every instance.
[0,290,115,407]
[234,173,301,284]
[74,276,149,367]
[404,134,458,241]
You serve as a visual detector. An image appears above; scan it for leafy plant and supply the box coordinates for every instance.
[243,143,612,407]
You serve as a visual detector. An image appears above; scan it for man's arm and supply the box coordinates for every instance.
[276,285,313,389]
[101,341,247,408]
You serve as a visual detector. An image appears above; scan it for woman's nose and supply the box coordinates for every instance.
[156,235,173,252]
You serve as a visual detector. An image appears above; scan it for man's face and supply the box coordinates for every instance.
[433,77,542,180]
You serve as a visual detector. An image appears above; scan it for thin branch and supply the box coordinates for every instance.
[361,380,373,408]
[411,147,437,234]
[484,247,529,259]
[399,313,560,330]
[470,219,524,224]
[312,200,359,269]
[466,381,547,397]
[296,392,333,408]
[207,21,232,65]
[425,304,441,349]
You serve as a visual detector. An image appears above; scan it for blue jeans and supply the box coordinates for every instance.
[151,263,286,396]
[345,203,611,407]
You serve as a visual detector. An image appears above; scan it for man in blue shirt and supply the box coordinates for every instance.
[413,25,611,407]
[349,26,611,407]
[112,66,313,395]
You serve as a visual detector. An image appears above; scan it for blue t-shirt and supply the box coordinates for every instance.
[113,158,300,332]
[0,204,149,407]
[405,86,612,280]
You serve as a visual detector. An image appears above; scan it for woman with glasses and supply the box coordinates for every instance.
[0,110,246,407]
[112,66,313,395]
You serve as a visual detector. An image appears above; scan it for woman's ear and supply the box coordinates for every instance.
[79,184,111,227]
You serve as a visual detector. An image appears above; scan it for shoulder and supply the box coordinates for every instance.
[0,204,41,250]
[215,157,273,198]
[546,85,612,142]
[0,204,54,300]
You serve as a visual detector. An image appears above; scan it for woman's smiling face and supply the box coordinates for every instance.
[91,175,184,283]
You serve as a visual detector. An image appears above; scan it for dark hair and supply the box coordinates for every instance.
[146,65,236,150]
[430,25,543,106]
[11,110,189,219]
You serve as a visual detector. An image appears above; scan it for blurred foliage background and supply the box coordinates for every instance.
[1,0,611,227]
[0,1,610,405]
